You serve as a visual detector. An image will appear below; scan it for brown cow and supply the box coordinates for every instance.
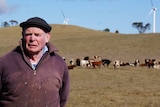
[91,61,102,68]
[68,65,76,70]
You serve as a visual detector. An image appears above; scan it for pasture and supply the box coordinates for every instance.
[0,25,160,107]
[68,66,160,107]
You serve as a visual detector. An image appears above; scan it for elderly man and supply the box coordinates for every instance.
[0,17,70,107]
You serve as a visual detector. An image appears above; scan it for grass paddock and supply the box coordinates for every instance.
[67,66,160,107]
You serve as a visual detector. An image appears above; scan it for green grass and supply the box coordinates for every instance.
[0,25,160,107]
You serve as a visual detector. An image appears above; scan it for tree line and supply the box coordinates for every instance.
[103,22,151,34]
[1,20,18,27]
[1,20,150,34]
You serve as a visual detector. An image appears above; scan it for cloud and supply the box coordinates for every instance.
[0,0,16,14]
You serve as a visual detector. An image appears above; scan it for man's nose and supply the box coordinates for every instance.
[29,34,36,41]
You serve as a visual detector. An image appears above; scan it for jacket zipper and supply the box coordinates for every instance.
[34,70,37,75]
[32,52,49,76]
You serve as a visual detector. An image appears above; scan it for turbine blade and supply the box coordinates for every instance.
[61,9,65,19]
[147,9,153,18]
[151,0,153,7]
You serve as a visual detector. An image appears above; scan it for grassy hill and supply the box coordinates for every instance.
[1,25,160,107]
[52,24,160,63]
[0,24,160,63]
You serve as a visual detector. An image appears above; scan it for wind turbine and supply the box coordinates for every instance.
[61,9,70,25]
[148,0,157,33]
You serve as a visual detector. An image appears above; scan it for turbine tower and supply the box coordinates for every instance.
[149,0,157,33]
[61,9,70,25]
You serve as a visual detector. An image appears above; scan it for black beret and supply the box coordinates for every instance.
[20,17,52,33]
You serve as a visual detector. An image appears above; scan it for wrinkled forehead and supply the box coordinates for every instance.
[24,27,45,33]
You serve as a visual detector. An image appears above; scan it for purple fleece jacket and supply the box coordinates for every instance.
[0,41,70,107]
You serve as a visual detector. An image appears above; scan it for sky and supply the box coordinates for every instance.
[0,0,160,34]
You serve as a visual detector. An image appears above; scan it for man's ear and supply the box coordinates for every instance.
[45,33,51,42]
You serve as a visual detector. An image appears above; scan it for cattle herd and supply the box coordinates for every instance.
[64,56,160,70]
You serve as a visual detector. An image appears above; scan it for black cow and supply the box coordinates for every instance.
[102,59,111,67]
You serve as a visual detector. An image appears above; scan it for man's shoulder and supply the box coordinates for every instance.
[0,46,21,60]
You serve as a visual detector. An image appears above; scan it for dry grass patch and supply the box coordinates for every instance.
[67,67,160,107]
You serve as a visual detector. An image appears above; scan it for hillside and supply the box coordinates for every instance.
[0,24,160,63]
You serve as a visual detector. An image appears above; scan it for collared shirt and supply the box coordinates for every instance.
[31,45,48,70]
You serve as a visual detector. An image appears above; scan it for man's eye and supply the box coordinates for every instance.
[25,33,32,36]
[35,34,41,37]
[24,33,41,37]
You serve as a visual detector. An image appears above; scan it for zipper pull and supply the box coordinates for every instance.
[34,70,37,75]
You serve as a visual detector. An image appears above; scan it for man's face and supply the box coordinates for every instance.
[23,27,50,55]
